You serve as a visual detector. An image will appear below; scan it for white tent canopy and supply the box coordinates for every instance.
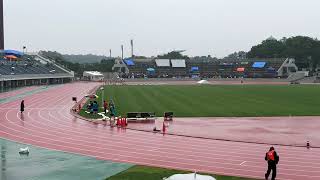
[83,71,104,81]
[156,59,171,67]
[164,173,216,180]
[171,59,186,68]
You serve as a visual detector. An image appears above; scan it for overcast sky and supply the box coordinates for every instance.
[3,0,320,58]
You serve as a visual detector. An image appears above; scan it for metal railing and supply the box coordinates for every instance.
[0,73,73,81]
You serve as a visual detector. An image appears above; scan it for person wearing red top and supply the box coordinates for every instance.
[265,147,279,180]
[103,100,108,114]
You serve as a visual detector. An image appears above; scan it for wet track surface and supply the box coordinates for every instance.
[0,82,320,180]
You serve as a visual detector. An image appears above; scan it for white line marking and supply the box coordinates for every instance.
[240,161,246,166]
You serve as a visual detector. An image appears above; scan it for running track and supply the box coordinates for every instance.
[0,82,319,180]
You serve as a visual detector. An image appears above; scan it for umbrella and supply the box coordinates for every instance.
[85,94,99,99]
[147,68,155,72]
[164,173,216,180]
[236,67,245,72]
[5,55,18,60]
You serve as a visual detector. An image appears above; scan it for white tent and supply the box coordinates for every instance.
[156,59,171,67]
[171,59,186,68]
[83,71,104,81]
[197,80,210,84]
[164,173,216,180]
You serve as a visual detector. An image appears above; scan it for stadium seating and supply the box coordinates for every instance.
[123,57,288,79]
[0,54,70,76]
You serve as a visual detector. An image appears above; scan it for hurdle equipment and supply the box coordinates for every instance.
[118,117,127,127]
[116,117,121,127]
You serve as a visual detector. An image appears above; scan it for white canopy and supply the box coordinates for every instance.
[156,59,171,67]
[171,59,186,68]
[164,173,216,180]
[83,71,103,76]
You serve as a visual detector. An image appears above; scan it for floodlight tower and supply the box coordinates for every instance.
[130,39,134,58]
[121,45,124,60]
[0,0,4,50]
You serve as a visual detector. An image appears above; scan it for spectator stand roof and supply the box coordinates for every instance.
[155,59,170,67]
[191,66,199,71]
[124,58,135,66]
[1,50,24,57]
[252,62,266,68]
[171,59,186,68]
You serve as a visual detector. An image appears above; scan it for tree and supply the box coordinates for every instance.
[224,51,247,60]
[247,36,320,71]
[40,51,115,76]
[247,38,286,58]
[157,51,189,59]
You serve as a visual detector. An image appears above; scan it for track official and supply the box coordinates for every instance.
[265,147,279,180]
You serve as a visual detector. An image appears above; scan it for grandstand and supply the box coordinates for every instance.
[0,50,74,88]
[124,58,156,78]
[119,57,297,79]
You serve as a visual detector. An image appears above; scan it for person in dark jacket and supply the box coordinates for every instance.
[265,146,279,180]
[20,100,25,113]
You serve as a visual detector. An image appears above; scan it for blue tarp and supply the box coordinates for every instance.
[124,59,135,66]
[252,62,266,68]
[2,50,24,57]
[191,66,199,71]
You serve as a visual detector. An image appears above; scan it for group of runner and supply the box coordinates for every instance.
[86,101,99,114]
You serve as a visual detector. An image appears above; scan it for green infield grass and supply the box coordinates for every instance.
[94,85,320,117]
[84,84,320,117]
[106,165,258,180]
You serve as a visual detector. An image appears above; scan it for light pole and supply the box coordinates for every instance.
[121,45,124,60]
[100,87,104,110]
[0,0,4,50]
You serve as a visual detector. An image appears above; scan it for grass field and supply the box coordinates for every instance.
[91,84,320,117]
[106,166,257,180]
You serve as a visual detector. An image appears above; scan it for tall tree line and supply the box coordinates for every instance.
[40,51,115,77]
[247,36,320,70]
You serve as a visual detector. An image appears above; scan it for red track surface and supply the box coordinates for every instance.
[128,117,320,147]
[0,86,38,99]
[0,82,319,180]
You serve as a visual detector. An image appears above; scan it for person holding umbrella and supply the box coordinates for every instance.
[20,100,25,114]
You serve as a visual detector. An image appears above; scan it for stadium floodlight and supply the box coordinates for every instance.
[0,0,4,50]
